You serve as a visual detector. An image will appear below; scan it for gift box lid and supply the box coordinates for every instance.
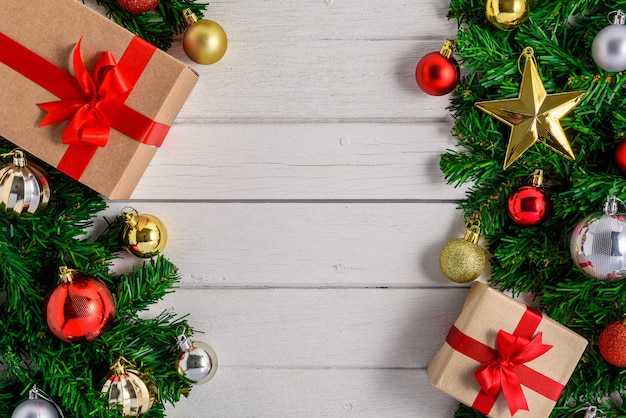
[427,282,588,418]
[0,0,199,199]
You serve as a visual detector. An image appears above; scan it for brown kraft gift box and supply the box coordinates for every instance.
[0,0,198,199]
[427,282,588,418]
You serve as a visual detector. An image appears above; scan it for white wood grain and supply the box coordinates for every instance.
[149,288,467,416]
[172,39,456,122]
[148,288,468,368]
[96,202,480,288]
[132,123,465,200]
[80,0,466,416]
[167,369,457,418]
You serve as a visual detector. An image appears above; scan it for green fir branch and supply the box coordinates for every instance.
[0,134,203,416]
[91,0,208,50]
[445,0,626,416]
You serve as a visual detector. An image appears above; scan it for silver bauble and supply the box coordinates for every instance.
[592,10,626,72]
[570,197,626,280]
[177,338,218,384]
[11,399,60,418]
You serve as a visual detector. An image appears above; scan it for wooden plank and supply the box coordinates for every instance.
[132,123,466,201]
[172,39,456,122]
[148,288,468,368]
[165,368,458,417]
[96,202,482,287]
[209,0,456,41]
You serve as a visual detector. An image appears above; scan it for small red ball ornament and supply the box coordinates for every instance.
[44,267,116,343]
[415,40,460,96]
[614,139,626,176]
[507,169,551,226]
[117,0,159,14]
[599,316,626,367]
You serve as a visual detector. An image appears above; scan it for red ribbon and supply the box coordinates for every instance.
[0,32,170,180]
[445,306,565,416]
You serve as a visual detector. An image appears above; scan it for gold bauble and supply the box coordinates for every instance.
[0,149,50,217]
[485,0,529,31]
[439,222,487,283]
[122,209,168,258]
[182,8,227,65]
[102,359,156,417]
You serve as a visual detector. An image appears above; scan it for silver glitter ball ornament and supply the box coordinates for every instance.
[570,197,626,280]
[592,10,626,72]
[177,334,218,384]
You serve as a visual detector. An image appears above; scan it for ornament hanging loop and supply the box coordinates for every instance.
[608,10,626,25]
[573,405,603,418]
[28,385,65,418]
[0,149,26,167]
[517,47,536,75]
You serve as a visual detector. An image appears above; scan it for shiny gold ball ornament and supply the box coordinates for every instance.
[177,331,218,384]
[182,8,227,65]
[122,208,167,258]
[485,0,530,31]
[439,219,487,283]
[0,149,50,217]
[102,358,156,417]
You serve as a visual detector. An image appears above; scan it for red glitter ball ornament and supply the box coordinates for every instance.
[44,267,116,343]
[117,0,159,14]
[615,139,626,176]
[507,169,551,226]
[599,317,626,367]
[415,40,459,96]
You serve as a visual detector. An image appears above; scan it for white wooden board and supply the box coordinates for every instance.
[84,0,465,416]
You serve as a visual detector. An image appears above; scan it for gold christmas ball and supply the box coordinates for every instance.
[183,9,227,65]
[102,360,156,416]
[485,0,529,31]
[122,210,168,258]
[439,238,486,283]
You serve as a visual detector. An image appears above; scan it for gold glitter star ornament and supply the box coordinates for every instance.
[475,47,586,169]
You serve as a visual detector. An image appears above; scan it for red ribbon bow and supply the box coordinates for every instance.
[445,306,565,416]
[37,38,131,148]
[475,330,552,415]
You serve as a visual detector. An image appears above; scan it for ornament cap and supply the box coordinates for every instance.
[183,8,199,25]
[530,169,544,187]
[177,332,194,352]
[12,149,26,168]
[123,207,139,228]
[439,40,455,59]
[602,195,623,215]
[463,220,481,245]
[609,10,626,25]
[58,266,76,283]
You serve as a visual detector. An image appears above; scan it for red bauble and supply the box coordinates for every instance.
[599,318,626,367]
[615,139,626,176]
[117,0,159,14]
[44,268,116,343]
[507,185,551,226]
[507,169,551,226]
[415,51,459,96]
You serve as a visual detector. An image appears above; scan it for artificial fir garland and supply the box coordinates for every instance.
[443,0,626,416]
[91,0,207,50]
[0,134,198,416]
